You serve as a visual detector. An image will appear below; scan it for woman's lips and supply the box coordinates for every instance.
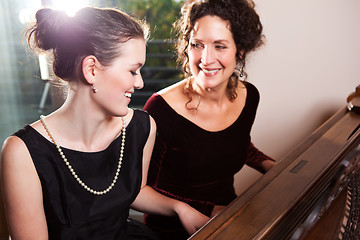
[201,68,220,76]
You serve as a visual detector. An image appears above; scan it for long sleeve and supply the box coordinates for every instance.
[152,187,215,217]
[246,142,274,174]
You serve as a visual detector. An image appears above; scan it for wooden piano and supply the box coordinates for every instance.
[190,86,360,240]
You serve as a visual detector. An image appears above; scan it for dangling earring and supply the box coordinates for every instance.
[239,65,244,78]
[235,60,245,79]
[91,84,98,93]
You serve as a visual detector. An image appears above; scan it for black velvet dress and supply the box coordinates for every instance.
[143,82,272,240]
[13,110,152,240]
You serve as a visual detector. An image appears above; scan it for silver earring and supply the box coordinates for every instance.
[91,84,98,93]
[239,64,245,79]
[239,69,244,78]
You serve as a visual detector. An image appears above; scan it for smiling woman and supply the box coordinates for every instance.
[187,15,238,103]
[0,6,210,240]
[1,6,151,239]
[143,0,275,239]
[89,38,146,116]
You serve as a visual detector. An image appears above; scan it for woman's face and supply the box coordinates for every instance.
[188,15,237,91]
[93,38,146,117]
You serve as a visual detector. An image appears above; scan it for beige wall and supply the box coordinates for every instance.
[235,0,360,195]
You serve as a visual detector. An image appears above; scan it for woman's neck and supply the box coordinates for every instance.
[48,89,123,152]
[191,79,229,108]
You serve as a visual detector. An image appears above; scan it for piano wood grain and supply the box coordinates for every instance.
[190,104,360,240]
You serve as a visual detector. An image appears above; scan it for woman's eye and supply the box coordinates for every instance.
[130,71,138,76]
[216,45,227,50]
[190,43,201,48]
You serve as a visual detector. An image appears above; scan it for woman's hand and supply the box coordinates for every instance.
[261,159,276,172]
[174,201,210,235]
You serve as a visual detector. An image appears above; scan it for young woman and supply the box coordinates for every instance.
[143,0,276,239]
[0,7,209,240]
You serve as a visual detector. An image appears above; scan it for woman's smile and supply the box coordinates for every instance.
[201,67,221,76]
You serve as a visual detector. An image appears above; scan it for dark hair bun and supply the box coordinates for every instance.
[27,7,147,82]
[33,8,69,50]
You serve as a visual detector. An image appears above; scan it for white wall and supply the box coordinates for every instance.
[235,0,360,195]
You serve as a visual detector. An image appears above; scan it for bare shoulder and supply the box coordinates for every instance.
[236,81,247,101]
[1,136,29,163]
[237,80,247,93]
[1,135,35,178]
[158,80,188,108]
[158,80,186,99]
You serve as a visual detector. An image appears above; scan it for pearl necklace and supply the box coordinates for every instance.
[39,115,126,195]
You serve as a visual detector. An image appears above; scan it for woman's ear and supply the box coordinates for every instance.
[238,50,244,60]
[82,55,97,84]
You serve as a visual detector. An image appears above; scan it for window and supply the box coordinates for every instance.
[0,0,184,146]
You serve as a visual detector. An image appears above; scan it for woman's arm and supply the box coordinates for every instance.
[148,186,215,217]
[246,142,276,173]
[0,136,48,240]
[131,117,210,235]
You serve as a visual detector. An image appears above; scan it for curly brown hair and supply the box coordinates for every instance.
[174,0,264,104]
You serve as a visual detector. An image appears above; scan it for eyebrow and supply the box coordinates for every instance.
[214,40,229,44]
[130,63,144,68]
[191,38,229,44]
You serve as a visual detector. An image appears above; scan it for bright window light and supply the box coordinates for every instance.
[18,0,42,24]
[19,8,37,24]
[51,0,89,16]
[19,0,89,24]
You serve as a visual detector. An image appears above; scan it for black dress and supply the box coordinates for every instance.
[13,110,154,240]
[143,82,273,239]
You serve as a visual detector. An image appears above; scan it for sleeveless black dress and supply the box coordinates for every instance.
[13,110,151,240]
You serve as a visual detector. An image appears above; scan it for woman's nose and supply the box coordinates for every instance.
[201,47,215,65]
[134,74,144,90]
